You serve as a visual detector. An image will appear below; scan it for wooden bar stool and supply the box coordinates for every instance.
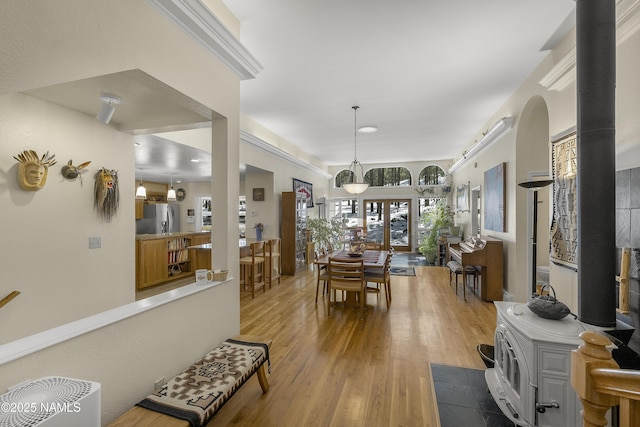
[265,238,281,288]
[240,241,266,298]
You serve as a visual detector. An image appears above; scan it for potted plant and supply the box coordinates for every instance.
[306,217,344,254]
[419,201,454,263]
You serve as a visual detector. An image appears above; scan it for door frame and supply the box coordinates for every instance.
[362,198,412,252]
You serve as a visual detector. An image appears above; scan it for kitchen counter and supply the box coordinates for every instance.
[136,231,210,241]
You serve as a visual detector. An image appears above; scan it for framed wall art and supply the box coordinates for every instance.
[293,178,314,207]
[484,162,506,232]
[253,187,265,201]
[549,131,578,270]
[456,182,470,212]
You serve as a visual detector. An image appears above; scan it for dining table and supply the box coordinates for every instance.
[314,249,388,307]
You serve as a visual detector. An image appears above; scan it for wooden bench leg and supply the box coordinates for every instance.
[256,363,269,392]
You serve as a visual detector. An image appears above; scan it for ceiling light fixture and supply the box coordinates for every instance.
[167,176,177,201]
[135,179,147,200]
[96,93,121,124]
[342,106,369,195]
[448,116,514,173]
[358,125,378,134]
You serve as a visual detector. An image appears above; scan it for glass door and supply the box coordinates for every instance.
[362,199,411,251]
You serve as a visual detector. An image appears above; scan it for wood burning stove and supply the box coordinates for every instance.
[485,302,600,427]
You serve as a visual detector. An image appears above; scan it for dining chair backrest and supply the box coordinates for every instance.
[328,257,365,292]
[364,241,383,250]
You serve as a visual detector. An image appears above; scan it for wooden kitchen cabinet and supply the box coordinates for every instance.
[136,233,208,290]
[190,232,211,246]
[136,238,168,290]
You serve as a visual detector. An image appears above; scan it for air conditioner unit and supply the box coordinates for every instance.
[0,376,101,427]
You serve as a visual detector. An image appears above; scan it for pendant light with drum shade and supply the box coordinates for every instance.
[135,179,147,200]
[167,176,177,201]
[342,106,369,195]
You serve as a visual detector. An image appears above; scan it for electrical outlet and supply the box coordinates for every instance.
[88,236,101,249]
[154,377,166,391]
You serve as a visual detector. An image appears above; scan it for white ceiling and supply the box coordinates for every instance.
[222,0,577,166]
[23,1,577,182]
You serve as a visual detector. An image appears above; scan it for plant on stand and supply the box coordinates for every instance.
[306,217,345,254]
[419,201,454,264]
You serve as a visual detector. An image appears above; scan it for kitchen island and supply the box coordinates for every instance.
[135,231,211,290]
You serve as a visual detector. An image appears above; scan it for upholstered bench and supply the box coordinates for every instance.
[109,335,271,427]
[446,261,478,300]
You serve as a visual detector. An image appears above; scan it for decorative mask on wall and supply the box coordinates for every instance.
[94,168,119,222]
[13,150,57,191]
[61,160,91,185]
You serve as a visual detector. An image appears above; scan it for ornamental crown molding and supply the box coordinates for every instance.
[147,0,263,80]
[539,0,640,91]
[240,130,332,179]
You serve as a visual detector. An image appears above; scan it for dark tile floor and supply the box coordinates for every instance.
[431,363,515,427]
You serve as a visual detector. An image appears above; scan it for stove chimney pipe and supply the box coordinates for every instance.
[576,0,616,327]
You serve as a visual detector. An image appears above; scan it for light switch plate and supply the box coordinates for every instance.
[89,236,101,249]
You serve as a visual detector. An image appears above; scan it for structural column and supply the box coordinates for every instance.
[576,0,616,327]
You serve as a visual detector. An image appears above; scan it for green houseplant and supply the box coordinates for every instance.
[419,201,454,263]
[306,217,345,253]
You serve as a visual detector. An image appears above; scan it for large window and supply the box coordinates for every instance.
[364,167,411,187]
[418,165,447,185]
[331,198,360,228]
[336,167,411,188]
[335,170,356,189]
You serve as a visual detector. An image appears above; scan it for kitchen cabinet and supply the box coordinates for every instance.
[136,233,209,290]
[134,181,169,219]
[281,191,307,275]
[136,238,168,289]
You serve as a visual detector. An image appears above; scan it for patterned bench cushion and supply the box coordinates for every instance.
[136,338,270,427]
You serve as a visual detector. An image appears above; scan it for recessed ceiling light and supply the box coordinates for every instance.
[358,126,378,134]
[190,158,201,163]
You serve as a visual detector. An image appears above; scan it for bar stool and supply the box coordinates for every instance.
[265,238,281,288]
[446,260,478,300]
[240,241,266,298]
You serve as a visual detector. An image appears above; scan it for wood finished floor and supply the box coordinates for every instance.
[208,263,497,427]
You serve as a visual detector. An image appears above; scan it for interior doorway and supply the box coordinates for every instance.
[362,199,411,251]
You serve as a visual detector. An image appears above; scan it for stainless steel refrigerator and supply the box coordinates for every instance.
[136,203,180,234]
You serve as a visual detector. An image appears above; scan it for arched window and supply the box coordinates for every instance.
[364,167,411,187]
[335,169,356,188]
[418,165,446,185]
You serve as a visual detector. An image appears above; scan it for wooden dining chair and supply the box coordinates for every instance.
[265,238,281,288]
[315,248,329,304]
[240,241,266,298]
[364,252,392,309]
[327,257,366,317]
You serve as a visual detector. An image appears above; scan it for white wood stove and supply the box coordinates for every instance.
[485,301,600,427]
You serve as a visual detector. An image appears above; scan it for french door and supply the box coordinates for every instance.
[362,199,411,252]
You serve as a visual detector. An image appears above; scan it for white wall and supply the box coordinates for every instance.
[0,1,241,424]
[448,10,640,308]
[0,93,135,342]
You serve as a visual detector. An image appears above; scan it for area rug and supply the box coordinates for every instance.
[389,266,415,276]
[430,363,514,427]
